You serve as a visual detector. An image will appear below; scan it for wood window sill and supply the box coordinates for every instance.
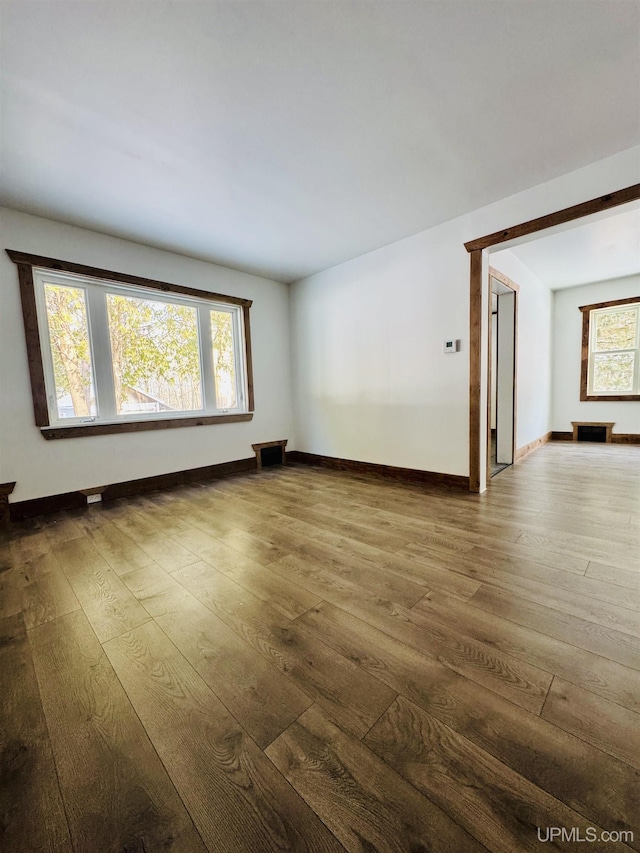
[41,412,253,439]
[580,395,640,402]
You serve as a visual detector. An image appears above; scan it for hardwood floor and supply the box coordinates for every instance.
[1,442,639,852]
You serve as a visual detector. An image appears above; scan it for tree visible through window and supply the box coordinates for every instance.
[211,310,237,410]
[44,284,96,419]
[106,293,202,415]
[33,267,250,427]
[7,251,255,437]
[580,298,640,400]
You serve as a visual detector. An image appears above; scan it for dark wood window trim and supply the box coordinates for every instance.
[6,250,253,307]
[41,412,253,440]
[579,295,640,402]
[6,250,255,438]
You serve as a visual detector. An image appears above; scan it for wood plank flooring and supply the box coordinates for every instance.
[1,442,639,852]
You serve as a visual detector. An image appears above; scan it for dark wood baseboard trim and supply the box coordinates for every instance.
[8,457,257,521]
[515,432,551,463]
[101,457,256,501]
[10,491,88,521]
[611,434,640,445]
[551,431,573,441]
[288,451,469,489]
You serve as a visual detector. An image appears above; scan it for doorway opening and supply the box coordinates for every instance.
[465,183,640,493]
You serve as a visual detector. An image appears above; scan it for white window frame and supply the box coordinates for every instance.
[33,267,249,428]
[580,298,640,401]
[6,249,254,439]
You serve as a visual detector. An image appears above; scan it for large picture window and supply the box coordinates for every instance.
[7,251,254,438]
[580,296,640,401]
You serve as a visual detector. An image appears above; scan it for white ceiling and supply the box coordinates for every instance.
[493,205,640,290]
[1,1,639,282]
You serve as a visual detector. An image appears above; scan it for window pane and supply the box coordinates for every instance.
[592,352,635,393]
[106,294,202,415]
[211,310,238,409]
[44,284,96,419]
[594,309,637,352]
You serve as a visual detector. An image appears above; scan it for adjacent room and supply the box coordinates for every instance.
[487,202,640,479]
[1,2,639,852]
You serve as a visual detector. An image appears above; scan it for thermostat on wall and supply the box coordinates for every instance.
[443,339,459,353]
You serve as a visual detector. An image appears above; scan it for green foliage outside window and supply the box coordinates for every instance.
[44,285,240,417]
[45,284,95,417]
[106,294,202,412]
[588,303,639,396]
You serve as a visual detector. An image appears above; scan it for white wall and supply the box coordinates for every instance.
[552,275,640,434]
[290,147,639,477]
[0,209,293,501]
[489,250,553,449]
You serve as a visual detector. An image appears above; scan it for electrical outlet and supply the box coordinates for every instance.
[87,493,102,504]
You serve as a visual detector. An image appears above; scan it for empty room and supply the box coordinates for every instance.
[1,2,639,852]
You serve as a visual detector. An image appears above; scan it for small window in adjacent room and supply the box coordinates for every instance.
[7,251,255,438]
[580,297,640,401]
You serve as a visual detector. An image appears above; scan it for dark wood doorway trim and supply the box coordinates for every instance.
[469,250,483,491]
[465,183,640,493]
[465,185,640,253]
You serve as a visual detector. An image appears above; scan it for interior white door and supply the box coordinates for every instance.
[496,291,515,464]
